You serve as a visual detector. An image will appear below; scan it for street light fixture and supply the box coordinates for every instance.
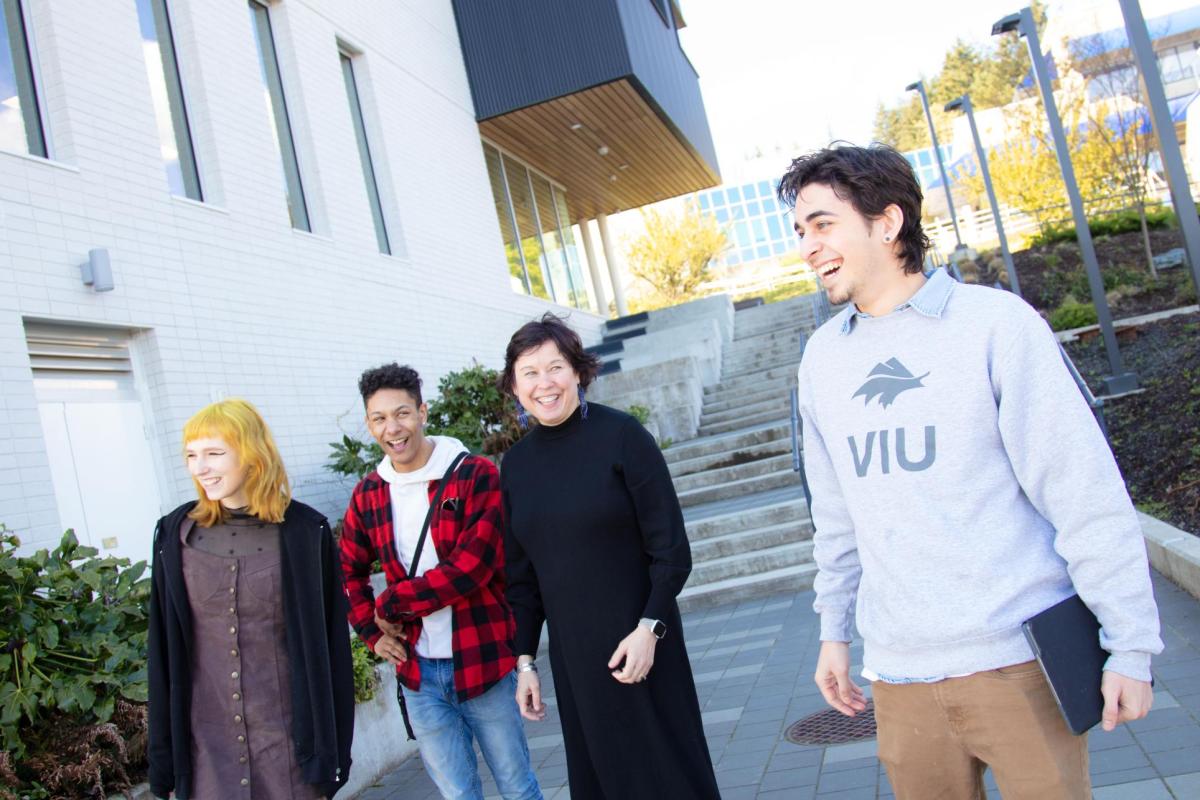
[906,80,963,251]
[1117,0,1200,302]
[992,6,1138,394]
[944,94,1023,299]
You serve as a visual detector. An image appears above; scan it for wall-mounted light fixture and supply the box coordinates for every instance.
[80,248,114,292]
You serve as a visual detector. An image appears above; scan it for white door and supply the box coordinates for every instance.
[26,322,163,564]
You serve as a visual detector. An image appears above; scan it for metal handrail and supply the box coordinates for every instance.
[790,328,813,507]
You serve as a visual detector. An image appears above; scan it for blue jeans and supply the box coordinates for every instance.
[402,657,542,800]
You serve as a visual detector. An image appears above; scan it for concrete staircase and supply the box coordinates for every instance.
[667,294,823,613]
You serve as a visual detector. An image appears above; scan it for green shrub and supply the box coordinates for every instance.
[1029,208,1176,248]
[1049,300,1099,331]
[326,434,384,482]
[625,404,651,425]
[425,361,524,456]
[1,527,151,798]
[350,638,383,704]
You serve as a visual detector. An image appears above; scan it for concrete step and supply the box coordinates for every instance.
[672,453,795,494]
[733,317,812,340]
[705,367,797,397]
[685,496,809,541]
[690,519,814,561]
[728,327,807,352]
[688,540,815,587]
[699,394,786,427]
[720,358,802,383]
[698,407,790,437]
[733,292,818,323]
[677,562,818,614]
[701,384,792,416]
[722,339,804,364]
[677,466,801,508]
[703,384,793,414]
[669,435,795,479]
[662,421,792,465]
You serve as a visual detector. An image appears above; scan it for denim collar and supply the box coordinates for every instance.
[837,268,955,336]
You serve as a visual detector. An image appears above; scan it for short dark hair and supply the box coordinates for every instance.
[777,143,930,274]
[499,313,601,396]
[358,362,422,407]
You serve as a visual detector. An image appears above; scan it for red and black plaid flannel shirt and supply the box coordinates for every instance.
[339,455,516,701]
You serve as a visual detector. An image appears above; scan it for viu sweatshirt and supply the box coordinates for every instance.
[796,269,1162,682]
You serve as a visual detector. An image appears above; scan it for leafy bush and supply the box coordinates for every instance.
[1029,208,1176,247]
[350,638,382,704]
[326,434,384,482]
[1,527,151,798]
[625,404,651,425]
[1049,300,1099,331]
[426,361,524,456]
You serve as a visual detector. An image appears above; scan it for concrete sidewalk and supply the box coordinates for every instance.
[355,570,1200,799]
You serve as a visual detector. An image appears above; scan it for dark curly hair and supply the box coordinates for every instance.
[777,142,930,274]
[499,313,601,396]
[358,362,422,407]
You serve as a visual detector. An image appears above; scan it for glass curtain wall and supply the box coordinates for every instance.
[482,142,597,311]
[135,0,202,200]
[0,0,46,156]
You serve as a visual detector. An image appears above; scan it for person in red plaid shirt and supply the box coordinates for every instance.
[340,363,542,800]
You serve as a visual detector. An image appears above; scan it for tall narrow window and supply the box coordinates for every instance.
[339,51,389,254]
[248,1,309,231]
[135,0,201,200]
[0,0,46,156]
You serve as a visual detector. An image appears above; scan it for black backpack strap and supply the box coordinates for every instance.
[395,450,468,741]
[408,451,469,580]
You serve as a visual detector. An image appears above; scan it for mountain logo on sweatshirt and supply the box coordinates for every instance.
[852,358,929,408]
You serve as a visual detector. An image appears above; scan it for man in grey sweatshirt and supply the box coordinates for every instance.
[781,144,1161,799]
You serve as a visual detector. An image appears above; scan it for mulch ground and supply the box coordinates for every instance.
[1064,311,1200,535]
[963,230,1200,535]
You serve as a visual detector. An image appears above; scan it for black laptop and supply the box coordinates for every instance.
[1021,594,1107,735]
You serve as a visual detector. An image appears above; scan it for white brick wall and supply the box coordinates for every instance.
[0,0,604,551]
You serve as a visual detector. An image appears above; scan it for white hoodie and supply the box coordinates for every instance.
[376,435,469,659]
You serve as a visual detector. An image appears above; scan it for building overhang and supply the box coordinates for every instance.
[480,78,718,221]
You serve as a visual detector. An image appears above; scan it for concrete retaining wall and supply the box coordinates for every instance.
[617,318,724,387]
[590,356,705,443]
[1139,511,1200,601]
[645,295,735,344]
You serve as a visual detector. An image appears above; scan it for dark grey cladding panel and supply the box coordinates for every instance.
[586,340,625,357]
[451,0,631,120]
[598,359,623,376]
[615,0,719,174]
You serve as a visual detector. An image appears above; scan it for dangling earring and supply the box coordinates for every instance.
[578,386,589,420]
[515,400,529,430]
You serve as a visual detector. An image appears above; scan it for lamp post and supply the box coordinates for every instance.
[907,80,963,250]
[993,7,1138,394]
[945,94,1023,299]
[1118,0,1200,302]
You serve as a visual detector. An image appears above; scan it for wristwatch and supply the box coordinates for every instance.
[639,618,667,639]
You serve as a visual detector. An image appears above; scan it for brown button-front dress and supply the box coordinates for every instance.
[180,513,322,800]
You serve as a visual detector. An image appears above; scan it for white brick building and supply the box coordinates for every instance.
[0,0,718,559]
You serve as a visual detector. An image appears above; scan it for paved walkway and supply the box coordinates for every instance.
[355,570,1200,799]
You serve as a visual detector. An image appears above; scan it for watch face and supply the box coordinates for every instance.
[652,620,666,638]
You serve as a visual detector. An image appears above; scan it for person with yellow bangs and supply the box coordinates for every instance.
[147,399,355,799]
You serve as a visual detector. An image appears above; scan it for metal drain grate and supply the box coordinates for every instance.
[784,701,877,745]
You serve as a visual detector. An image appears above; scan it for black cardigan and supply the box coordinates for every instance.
[147,500,355,799]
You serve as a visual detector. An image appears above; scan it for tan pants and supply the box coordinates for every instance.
[872,661,1090,800]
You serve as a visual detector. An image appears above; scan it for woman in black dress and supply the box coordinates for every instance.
[147,399,354,800]
[499,314,721,800]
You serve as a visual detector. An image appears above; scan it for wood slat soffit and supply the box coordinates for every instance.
[479,79,718,221]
